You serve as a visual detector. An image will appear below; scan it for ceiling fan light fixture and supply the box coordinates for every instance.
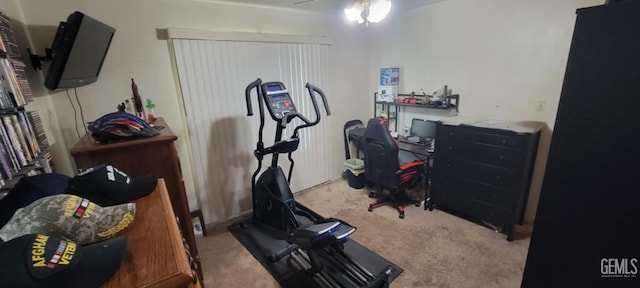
[368,0,392,23]
[344,0,391,25]
[344,1,365,24]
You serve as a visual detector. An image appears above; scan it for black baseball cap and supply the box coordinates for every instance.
[0,234,128,288]
[0,173,71,228]
[65,164,157,206]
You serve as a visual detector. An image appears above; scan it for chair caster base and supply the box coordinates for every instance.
[398,212,405,219]
[424,201,435,211]
[368,206,373,212]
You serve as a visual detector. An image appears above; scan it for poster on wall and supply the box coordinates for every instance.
[380,67,399,85]
[378,67,399,101]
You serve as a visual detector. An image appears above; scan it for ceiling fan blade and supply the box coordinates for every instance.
[294,0,318,5]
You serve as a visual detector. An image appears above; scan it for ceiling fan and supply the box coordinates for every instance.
[294,0,318,4]
[294,0,392,26]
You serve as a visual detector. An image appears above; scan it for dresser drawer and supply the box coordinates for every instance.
[434,194,512,228]
[433,156,523,190]
[437,124,528,150]
[436,137,526,170]
[431,174,516,211]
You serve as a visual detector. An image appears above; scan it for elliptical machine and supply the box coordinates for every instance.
[244,79,391,288]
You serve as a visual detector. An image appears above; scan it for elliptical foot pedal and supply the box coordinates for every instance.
[332,222,356,241]
[293,221,340,239]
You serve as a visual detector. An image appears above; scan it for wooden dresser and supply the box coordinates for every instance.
[70,118,203,284]
[430,118,543,241]
[104,179,197,288]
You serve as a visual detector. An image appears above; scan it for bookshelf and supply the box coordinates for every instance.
[0,11,51,194]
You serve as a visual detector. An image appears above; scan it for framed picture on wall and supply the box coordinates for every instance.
[380,67,399,85]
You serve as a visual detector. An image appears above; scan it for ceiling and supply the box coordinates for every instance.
[198,0,446,15]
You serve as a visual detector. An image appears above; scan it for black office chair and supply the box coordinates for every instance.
[360,118,425,219]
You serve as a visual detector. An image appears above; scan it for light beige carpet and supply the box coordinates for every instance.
[196,178,532,288]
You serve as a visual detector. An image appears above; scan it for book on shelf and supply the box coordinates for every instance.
[0,57,18,108]
[0,12,20,59]
[18,111,39,155]
[38,150,52,173]
[0,116,19,173]
[27,111,48,151]
[11,59,32,104]
[0,135,13,179]
[0,11,31,107]
[0,83,11,109]
[11,114,31,162]
[3,115,26,167]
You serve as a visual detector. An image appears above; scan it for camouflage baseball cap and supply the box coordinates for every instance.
[0,194,135,245]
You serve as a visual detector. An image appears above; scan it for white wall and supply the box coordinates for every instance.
[370,0,603,222]
[12,0,370,214]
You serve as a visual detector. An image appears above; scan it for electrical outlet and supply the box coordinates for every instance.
[536,100,545,112]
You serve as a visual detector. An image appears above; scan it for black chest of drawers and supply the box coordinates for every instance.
[430,121,541,241]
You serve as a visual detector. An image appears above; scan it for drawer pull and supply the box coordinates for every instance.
[499,155,504,160]
[501,139,507,144]
[447,146,453,150]
[496,175,501,180]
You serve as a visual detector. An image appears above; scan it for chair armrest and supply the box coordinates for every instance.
[398,161,424,174]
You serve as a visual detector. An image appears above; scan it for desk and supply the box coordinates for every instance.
[397,141,434,210]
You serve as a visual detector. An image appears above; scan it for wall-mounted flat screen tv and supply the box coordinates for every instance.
[44,11,115,90]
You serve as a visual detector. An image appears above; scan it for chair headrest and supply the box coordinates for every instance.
[362,118,397,149]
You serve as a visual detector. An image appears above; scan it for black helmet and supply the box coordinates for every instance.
[88,112,160,143]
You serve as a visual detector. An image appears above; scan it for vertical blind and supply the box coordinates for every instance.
[171,33,332,224]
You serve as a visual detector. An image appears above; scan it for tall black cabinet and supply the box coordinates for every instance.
[521,2,640,287]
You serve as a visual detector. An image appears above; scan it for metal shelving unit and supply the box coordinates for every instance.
[373,93,460,131]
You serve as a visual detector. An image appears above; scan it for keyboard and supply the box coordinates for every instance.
[398,136,431,146]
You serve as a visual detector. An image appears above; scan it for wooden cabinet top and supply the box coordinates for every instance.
[70,118,177,155]
[103,178,194,288]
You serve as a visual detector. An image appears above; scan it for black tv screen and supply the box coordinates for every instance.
[44,11,115,90]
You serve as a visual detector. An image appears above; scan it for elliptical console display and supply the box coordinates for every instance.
[262,82,297,120]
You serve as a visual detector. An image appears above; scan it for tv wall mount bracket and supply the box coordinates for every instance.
[27,48,54,70]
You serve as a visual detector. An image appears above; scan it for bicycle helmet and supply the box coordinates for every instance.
[88,112,160,143]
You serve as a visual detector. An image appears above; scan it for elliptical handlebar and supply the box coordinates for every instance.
[290,83,331,137]
[306,83,331,116]
[245,78,263,117]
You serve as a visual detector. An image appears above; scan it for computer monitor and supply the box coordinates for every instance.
[410,119,437,140]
